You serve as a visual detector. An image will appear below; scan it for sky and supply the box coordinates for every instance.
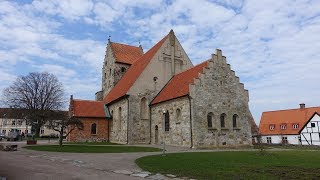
[0,0,320,125]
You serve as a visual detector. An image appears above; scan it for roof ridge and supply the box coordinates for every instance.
[263,106,320,113]
[73,99,103,102]
[110,41,140,49]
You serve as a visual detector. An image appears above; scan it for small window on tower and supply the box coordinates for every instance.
[109,69,111,75]
[105,73,107,78]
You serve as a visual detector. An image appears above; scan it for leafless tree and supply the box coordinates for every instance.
[46,111,83,147]
[2,72,64,137]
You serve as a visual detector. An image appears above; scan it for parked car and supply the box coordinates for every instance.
[0,133,6,141]
[7,129,21,141]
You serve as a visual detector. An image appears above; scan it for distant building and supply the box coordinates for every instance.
[0,108,60,137]
[259,104,320,145]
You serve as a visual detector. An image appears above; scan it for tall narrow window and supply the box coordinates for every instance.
[176,108,181,122]
[165,110,170,131]
[233,114,238,128]
[140,97,148,120]
[207,113,213,128]
[91,123,97,134]
[118,107,122,129]
[220,113,226,128]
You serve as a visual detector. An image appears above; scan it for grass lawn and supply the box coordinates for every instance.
[24,145,161,153]
[136,151,320,179]
[64,141,120,145]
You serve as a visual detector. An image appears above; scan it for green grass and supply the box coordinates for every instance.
[64,141,120,145]
[136,151,320,179]
[24,145,161,153]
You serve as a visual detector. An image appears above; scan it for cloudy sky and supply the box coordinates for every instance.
[1,0,320,124]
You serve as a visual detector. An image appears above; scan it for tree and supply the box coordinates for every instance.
[2,72,64,137]
[46,111,83,147]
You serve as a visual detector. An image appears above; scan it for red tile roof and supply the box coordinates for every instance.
[259,106,320,135]
[151,61,208,105]
[73,99,106,118]
[110,42,143,65]
[104,35,168,104]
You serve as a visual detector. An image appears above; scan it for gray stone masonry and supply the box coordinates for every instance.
[189,49,252,148]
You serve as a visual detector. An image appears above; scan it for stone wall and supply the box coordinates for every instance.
[189,49,252,148]
[67,118,109,142]
[108,98,128,144]
[150,96,192,147]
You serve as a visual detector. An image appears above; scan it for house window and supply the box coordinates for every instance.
[280,124,287,130]
[121,67,126,72]
[91,123,97,134]
[25,130,28,134]
[165,110,170,131]
[269,124,275,130]
[207,113,213,128]
[233,114,238,128]
[2,130,6,134]
[282,136,288,144]
[266,137,272,144]
[298,136,301,142]
[18,120,23,126]
[311,123,316,128]
[293,124,299,129]
[40,129,44,134]
[220,113,226,128]
[12,121,16,125]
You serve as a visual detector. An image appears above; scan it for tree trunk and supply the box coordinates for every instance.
[59,127,64,147]
[35,126,41,137]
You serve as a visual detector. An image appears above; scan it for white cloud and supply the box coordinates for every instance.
[1,0,320,124]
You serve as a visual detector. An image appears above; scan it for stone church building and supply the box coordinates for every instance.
[68,30,256,148]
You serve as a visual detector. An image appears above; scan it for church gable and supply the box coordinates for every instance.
[127,30,193,95]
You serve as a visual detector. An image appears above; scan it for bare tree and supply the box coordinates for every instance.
[2,72,64,137]
[46,111,83,147]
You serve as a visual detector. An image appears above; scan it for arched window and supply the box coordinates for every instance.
[207,112,213,128]
[233,114,238,128]
[220,113,226,128]
[165,110,170,131]
[91,123,97,134]
[176,108,181,122]
[140,97,148,120]
[118,107,122,129]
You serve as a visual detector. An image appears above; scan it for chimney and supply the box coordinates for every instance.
[299,103,305,109]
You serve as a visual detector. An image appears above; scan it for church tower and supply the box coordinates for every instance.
[95,37,143,101]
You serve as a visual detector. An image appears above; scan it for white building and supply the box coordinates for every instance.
[300,113,320,145]
[0,108,59,137]
[259,104,320,145]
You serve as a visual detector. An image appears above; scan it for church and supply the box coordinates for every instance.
[68,30,256,148]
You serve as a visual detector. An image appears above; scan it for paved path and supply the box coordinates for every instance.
[0,140,255,180]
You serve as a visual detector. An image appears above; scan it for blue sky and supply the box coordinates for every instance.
[1,0,320,125]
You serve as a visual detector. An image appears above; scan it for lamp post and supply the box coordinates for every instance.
[162,109,166,156]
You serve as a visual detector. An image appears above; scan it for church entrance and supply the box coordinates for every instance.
[155,125,159,144]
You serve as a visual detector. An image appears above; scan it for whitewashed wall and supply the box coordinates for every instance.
[261,135,300,145]
[300,114,320,146]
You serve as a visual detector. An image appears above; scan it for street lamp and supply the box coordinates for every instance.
[162,109,166,156]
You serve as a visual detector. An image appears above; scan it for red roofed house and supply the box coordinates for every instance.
[67,96,109,142]
[259,104,320,145]
[68,30,255,147]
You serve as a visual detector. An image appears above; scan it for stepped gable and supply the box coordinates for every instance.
[72,99,106,118]
[110,42,143,65]
[259,106,320,135]
[104,35,168,104]
[151,60,208,105]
